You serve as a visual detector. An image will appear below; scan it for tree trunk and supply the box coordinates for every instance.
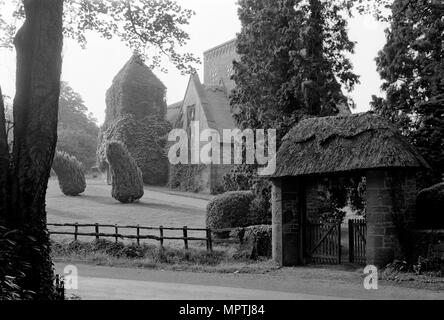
[0,86,8,222]
[11,0,63,299]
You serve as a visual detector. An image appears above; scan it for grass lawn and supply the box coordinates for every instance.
[46,178,211,248]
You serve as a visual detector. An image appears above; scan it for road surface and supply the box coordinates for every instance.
[55,263,444,300]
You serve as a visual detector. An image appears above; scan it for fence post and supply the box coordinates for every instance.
[159,226,164,248]
[115,225,118,243]
[348,219,354,263]
[183,226,188,250]
[136,225,140,245]
[206,229,213,252]
[95,223,99,240]
[74,223,78,241]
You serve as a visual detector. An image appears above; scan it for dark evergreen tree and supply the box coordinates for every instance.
[231,0,359,141]
[371,0,444,185]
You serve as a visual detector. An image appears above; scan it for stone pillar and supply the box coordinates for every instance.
[366,170,417,266]
[272,179,283,266]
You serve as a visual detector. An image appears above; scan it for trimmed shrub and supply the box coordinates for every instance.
[52,151,86,196]
[206,191,255,230]
[416,182,444,229]
[106,141,144,203]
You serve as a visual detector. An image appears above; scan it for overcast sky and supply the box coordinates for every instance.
[0,0,388,125]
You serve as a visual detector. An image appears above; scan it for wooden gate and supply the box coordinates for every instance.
[305,222,341,264]
[348,219,367,264]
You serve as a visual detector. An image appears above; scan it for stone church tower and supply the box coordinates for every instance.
[203,39,238,92]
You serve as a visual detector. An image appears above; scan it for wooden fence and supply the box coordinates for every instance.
[47,223,213,252]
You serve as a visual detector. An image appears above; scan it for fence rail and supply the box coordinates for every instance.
[47,223,213,251]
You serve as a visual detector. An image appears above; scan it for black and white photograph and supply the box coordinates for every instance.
[0,0,443,307]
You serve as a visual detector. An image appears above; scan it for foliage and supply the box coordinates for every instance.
[206,191,255,230]
[98,114,171,185]
[0,0,200,74]
[231,0,359,142]
[371,0,444,186]
[52,239,226,265]
[222,165,271,225]
[52,151,86,196]
[57,82,99,171]
[317,175,366,223]
[416,182,444,229]
[106,140,144,203]
[0,226,35,300]
[168,163,207,193]
[249,178,272,225]
[222,164,255,192]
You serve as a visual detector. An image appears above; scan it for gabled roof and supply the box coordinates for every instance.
[184,74,237,135]
[271,112,430,178]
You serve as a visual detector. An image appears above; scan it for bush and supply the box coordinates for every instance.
[52,151,86,196]
[416,182,444,229]
[106,141,144,203]
[223,164,255,191]
[0,226,35,300]
[248,179,272,225]
[206,191,255,230]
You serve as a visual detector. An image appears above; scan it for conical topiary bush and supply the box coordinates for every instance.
[52,151,86,196]
[106,141,144,203]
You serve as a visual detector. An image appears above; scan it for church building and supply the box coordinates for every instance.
[167,39,239,194]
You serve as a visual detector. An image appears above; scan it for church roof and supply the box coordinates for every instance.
[186,74,237,135]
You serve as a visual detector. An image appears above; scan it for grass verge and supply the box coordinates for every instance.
[51,239,278,274]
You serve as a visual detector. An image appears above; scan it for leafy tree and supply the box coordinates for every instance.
[231,0,359,141]
[370,0,444,185]
[57,82,99,170]
[0,0,198,299]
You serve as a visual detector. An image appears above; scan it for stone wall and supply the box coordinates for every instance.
[272,177,302,266]
[366,169,417,266]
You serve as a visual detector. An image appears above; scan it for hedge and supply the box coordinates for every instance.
[106,141,144,203]
[206,191,255,230]
[52,151,86,196]
[416,182,444,229]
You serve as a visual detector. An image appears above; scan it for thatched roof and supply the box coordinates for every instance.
[272,113,430,178]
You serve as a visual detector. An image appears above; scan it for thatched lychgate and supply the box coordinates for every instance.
[270,113,429,267]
